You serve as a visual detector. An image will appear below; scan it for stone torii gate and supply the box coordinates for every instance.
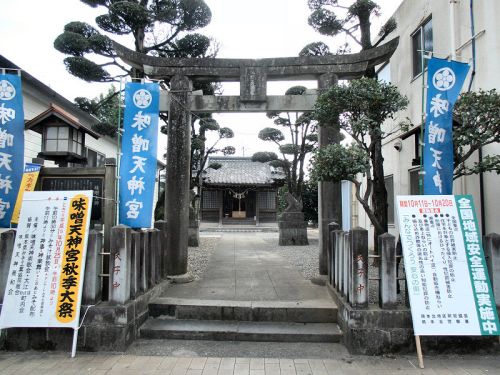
[113,38,399,277]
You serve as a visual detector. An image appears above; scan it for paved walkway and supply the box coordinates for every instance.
[0,352,499,374]
[164,233,329,301]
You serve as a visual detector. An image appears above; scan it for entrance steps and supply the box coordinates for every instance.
[139,298,342,343]
[200,222,279,233]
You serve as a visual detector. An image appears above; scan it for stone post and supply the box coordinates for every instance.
[337,231,344,295]
[144,230,155,289]
[350,227,368,308]
[103,158,117,300]
[334,230,342,289]
[83,229,102,305]
[379,233,397,309]
[152,229,161,284]
[130,230,141,299]
[165,75,192,276]
[327,222,340,286]
[0,230,15,305]
[345,232,351,303]
[155,220,168,279]
[484,233,500,308]
[108,225,131,304]
[140,230,149,292]
[104,158,117,252]
[318,73,342,275]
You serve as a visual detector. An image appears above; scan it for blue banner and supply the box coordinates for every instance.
[423,58,469,195]
[0,74,25,227]
[119,82,159,228]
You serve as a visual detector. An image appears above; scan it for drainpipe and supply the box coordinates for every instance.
[449,0,457,60]
[466,0,485,235]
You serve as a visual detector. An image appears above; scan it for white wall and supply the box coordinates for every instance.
[358,0,500,247]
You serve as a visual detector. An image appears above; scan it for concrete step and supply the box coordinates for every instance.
[148,298,337,323]
[139,318,342,343]
[200,227,278,233]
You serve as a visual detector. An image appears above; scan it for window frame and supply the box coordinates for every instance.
[411,16,433,79]
[409,167,421,196]
[85,147,106,167]
[43,125,84,155]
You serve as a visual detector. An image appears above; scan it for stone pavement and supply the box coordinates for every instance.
[0,351,499,374]
[164,232,328,301]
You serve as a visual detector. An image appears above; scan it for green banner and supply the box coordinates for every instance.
[456,195,499,335]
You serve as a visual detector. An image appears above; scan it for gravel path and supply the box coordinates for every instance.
[187,235,220,280]
[263,236,321,281]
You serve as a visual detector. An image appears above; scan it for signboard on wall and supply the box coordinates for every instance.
[41,177,103,221]
[0,190,93,329]
[397,195,499,336]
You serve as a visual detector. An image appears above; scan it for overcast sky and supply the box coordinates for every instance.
[0,0,403,158]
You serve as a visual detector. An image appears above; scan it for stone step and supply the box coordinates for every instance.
[148,298,337,323]
[200,227,279,233]
[139,318,342,343]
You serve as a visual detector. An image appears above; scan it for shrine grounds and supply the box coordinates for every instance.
[0,230,498,373]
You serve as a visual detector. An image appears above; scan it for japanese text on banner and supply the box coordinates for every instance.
[11,163,42,225]
[119,82,159,228]
[0,190,93,329]
[0,74,25,227]
[423,58,469,195]
[397,195,499,336]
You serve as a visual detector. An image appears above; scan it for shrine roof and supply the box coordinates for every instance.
[203,157,286,186]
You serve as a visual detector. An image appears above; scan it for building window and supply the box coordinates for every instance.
[44,126,83,155]
[86,147,105,167]
[203,190,220,209]
[412,17,433,78]
[385,175,394,225]
[409,168,421,195]
[258,191,276,210]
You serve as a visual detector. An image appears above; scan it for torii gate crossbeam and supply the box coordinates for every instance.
[113,38,399,276]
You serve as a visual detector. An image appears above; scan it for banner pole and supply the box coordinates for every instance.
[71,328,78,358]
[418,49,426,195]
[415,335,425,369]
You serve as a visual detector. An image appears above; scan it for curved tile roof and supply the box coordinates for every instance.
[203,157,286,186]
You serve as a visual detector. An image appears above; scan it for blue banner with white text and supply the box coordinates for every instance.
[119,82,159,228]
[423,58,469,195]
[0,74,25,227]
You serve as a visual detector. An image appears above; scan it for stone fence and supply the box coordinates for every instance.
[326,222,500,354]
[0,221,170,352]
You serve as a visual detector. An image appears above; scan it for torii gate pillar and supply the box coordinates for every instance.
[318,73,342,275]
[165,75,192,275]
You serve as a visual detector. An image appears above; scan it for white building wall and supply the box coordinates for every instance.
[359,0,500,247]
[21,76,118,166]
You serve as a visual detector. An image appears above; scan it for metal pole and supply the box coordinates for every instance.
[419,46,426,195]
[71,328,78,358]
[116,79,123,225]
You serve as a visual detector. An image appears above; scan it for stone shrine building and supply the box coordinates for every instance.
[201,157,285,224]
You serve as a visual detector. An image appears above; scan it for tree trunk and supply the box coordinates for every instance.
[370,133,388,255]
[357,7,376,78]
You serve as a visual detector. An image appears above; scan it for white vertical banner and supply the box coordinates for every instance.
[397,195,499,336]
[0,190,93,329]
